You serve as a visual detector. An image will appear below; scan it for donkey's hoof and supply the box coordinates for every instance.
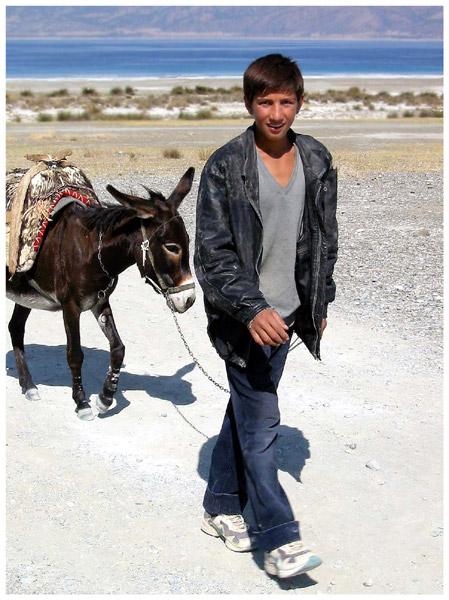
[24,387,41,401]
[94,394,113,414]
[76,405,95,421]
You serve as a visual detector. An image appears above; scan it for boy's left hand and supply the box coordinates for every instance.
[320,318,327,338]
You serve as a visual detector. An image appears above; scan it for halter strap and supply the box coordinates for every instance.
[140,219,195,295]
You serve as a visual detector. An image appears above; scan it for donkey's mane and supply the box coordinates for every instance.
[79,204,136,232]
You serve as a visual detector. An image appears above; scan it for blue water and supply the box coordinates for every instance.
[6,38,443,80]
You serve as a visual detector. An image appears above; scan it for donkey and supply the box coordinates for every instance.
[6,167,196,420]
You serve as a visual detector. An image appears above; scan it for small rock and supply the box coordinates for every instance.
[413,228,430,237]
[431,529,443,537]
[366,459,382,471]
[345,442,357,450]
[333,559,343,569]
[363,579,374,587]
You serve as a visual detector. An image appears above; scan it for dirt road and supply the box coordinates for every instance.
[5,121,443,594]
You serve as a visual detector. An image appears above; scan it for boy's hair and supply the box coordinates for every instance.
[243,54,304,103]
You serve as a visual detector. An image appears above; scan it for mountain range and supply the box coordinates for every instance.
[6,5,443,40]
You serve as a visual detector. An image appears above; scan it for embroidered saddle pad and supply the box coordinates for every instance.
[6,151,100,274]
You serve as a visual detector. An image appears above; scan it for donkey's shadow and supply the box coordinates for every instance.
[6,344,197,416]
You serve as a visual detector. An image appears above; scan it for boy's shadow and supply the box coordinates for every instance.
[198,425,317,589]
[6,345,197,416]
[197,424,310,483]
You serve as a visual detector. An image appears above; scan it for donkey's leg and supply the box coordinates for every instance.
[8,304,41,401]
[91,301,125,413]
[62,302,94,421]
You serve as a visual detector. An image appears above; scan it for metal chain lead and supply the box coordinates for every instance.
[164,291,230,395]
[164,290,303,393]
[97,226,116,299]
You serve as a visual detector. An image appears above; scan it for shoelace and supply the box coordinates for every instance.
[284,541,304,550]
[226,514,248,532]
[270,541,307,555]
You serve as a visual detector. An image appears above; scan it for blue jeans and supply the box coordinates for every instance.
[203,331,300,552]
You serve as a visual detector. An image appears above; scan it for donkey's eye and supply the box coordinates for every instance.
[164,243,181,255]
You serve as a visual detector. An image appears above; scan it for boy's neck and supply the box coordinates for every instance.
[254,127,293,159]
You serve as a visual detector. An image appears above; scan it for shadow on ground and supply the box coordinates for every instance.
[197,424,310,483]
[197,426,315,589]
[6,345,197,416]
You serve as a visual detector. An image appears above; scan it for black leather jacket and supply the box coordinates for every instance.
[194,124,338,367]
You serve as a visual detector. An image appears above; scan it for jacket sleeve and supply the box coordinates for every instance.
[194,158,270,326]
[323,165,338,317]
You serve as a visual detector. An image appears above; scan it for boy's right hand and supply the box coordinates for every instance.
[248,309,289,346]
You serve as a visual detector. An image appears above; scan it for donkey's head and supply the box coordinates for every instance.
[106,167,195,313]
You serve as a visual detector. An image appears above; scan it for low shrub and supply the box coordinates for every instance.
[47,88,68,97]
[37,112,53,122]
[179,108,213,120]
[198,147,216,161]
[163,148,182,159]
[57,111,73,121]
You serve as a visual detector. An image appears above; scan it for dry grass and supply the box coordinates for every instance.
[198,147,217,162]
[5,118,442,179]
[334,142,443,177]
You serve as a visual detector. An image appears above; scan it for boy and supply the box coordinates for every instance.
[194,54,338,579]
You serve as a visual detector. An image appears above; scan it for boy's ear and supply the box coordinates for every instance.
[297,95,304,113]
[244,95,253,115]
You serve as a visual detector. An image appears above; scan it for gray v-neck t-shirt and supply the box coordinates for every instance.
[257,145,306,325]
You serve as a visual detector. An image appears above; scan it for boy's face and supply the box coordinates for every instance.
[244,90,303,143]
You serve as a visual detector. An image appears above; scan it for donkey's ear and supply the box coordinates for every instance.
[106,184,157,219]
[166,167,195,210]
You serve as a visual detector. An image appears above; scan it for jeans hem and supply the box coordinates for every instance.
[253,519,301,552]
[203,485,244,516]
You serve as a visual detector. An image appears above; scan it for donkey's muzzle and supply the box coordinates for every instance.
[167,278,196,313]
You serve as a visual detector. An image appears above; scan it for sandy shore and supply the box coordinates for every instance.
[6,75,444,95]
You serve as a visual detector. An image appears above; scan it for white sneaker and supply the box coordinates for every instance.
[201,511,257,552]
[264,540,322,578]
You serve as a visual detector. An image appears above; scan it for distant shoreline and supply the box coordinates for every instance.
[6,76,444,96]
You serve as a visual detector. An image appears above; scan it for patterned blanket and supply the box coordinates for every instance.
[6,153,100,274]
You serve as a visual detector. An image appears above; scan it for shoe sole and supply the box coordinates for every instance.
[201,518,256,553]
[265,555,322,579]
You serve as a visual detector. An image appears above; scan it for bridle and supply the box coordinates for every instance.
[97,214,194,300]
[140,216,195,296]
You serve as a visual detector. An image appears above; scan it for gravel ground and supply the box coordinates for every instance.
[5,131,443,593]
[94,167,444,365]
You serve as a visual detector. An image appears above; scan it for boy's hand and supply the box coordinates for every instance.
[248,309,289,346]
[320,318,327,338]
